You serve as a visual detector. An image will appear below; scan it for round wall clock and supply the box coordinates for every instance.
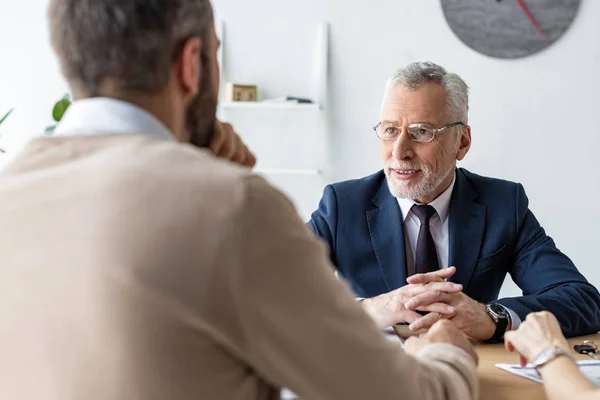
[441,0,581,59]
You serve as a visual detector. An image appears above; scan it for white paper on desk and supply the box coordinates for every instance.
[496,361,600,386]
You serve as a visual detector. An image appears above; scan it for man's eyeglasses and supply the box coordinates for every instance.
[373,121,465,143]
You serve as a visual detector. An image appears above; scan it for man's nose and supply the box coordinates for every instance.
[392,130,415,160]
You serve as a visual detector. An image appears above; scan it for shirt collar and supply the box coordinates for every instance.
[397,173,456,223]
[53,97,174,141]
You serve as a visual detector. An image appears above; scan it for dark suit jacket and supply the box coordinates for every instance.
[308,168,600,337]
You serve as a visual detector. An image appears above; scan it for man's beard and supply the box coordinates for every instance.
[187,54,218,148]
[385,161,455,200]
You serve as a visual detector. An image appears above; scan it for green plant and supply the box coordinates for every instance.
[52,94,71,122]
[45,93,72,135]
[0,93,71,153]
[0,108,14,153]
[0,109,13,127]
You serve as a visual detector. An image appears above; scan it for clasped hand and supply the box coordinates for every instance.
[362,267,496,340]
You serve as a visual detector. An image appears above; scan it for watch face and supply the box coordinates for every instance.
[441,0,581,59]
[488,303,509,318]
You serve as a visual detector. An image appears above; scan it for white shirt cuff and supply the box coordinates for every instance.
[506,307,522,330]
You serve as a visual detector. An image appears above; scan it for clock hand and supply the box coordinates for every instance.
[515,0,548,40]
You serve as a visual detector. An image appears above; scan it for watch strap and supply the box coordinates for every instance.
[531,346,574,370]
[486,304,510,343]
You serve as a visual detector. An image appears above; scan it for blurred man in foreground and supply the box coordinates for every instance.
[0,1,478,399]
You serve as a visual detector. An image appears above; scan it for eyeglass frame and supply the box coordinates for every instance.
[372,121,466,143]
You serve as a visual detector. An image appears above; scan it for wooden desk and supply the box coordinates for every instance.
[477,334,600,400]
[287,333,600,400]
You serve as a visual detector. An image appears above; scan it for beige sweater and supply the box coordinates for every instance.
[0,134,478,400]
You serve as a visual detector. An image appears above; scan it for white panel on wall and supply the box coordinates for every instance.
[220,108,326,172]
[220,106,328,220]
[218,21,331,221]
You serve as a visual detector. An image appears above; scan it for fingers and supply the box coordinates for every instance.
[405,290,456,311]
[209,121,227,154]
[407,267,456,285]
[230,135,245,164]
[244,145,257,168]
[361,295,423,328]
[519,355,527,368]
[504,321,546,364]
[210,121,235,158]
[210,120,257,168]
[525,311,569,350]
[414,302,457,317]
[227,130,239,159]
[526,311,559,332]
[220,124,236,159]
[428,319,459,335]
[403,336,419,348]
[232,141,257,168]
[422,320,479,364]
[394,310,424,326]
[507,334,529,367]
[409,312,442,331]
[407,281,463,298]
[504,331,516,353]
[403,336,427,357]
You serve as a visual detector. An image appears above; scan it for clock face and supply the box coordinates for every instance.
[441,0,581,59]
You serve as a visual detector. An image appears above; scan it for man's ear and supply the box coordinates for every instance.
[456,125,471,161]
[175,37,203,101]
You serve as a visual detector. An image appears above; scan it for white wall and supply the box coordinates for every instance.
[1,0,598,294]
[214,0,600,294]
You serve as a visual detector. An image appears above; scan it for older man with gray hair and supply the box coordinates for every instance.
[309,61,600,341]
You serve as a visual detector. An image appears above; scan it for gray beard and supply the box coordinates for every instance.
[385,164,455,200]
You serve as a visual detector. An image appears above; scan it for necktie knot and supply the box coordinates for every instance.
[411,205,437,226]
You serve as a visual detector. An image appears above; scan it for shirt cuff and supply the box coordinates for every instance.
[506,307,522,330]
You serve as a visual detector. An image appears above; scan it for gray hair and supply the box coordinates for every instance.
[384,62,470,124]
[48,0,214,97]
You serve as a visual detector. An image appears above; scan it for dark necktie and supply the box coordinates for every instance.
[411,204,440,275]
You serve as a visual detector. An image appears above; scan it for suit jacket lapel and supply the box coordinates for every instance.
[366,181,407,291]
[448,169,486,290]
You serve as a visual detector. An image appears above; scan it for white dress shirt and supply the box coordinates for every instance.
[54,97,174,141]
[396,175,520,330]
[397,177,455,274]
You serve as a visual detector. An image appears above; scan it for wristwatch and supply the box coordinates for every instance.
[485,303,511,343]
[531,346,574,370]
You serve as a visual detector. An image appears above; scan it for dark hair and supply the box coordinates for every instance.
[48,0,213,96]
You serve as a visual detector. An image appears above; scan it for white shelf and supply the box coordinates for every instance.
[217,21,329,113]
[220,102,321,110]
[215,21,329,221]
